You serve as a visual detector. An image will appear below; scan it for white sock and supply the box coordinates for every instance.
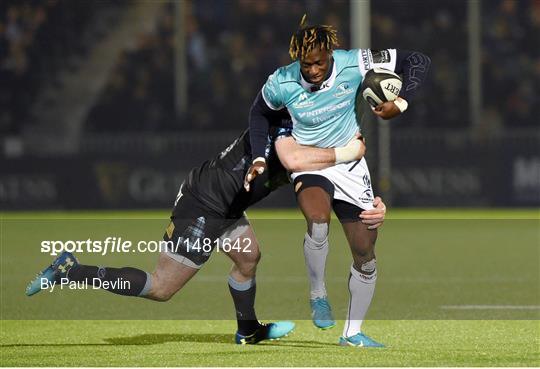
[342,260,377,338]
[303,231,329,299]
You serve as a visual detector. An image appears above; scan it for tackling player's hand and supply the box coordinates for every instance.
[359,196,386,230]
[335,133,366,164]
[243,159,267,192]
[372,101,401,120]
[354,133,367,159]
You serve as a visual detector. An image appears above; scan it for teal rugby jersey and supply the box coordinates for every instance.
[261,48,397,148]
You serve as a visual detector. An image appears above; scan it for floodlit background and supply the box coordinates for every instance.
[1,0,538,209]
[1,2,539,366]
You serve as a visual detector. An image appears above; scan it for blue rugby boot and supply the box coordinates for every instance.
[25,252,78,296]
[339,333,385,347]
[310,297,335,329]
[235,321,295,345]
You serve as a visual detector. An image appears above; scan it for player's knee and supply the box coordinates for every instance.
[353,252,376,270]
[308,221,329,243]
[151,287,175,302]
[236,251,261,279]
[350,237,375,257]
[307,212,331,225]
[148,274,176,302]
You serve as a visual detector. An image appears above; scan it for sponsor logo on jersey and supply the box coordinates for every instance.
[362,174,372,187]
[405,52,429,91]
[361,49,371,71]
[219,138,239,159]
[372,50,391,64]
[298,100,352,118]
[293,92,314,108]
[359,175,373,204]
[333,82,354,98]
[360,188,373,204]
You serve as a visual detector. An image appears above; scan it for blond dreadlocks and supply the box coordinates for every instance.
[289,14,339,61]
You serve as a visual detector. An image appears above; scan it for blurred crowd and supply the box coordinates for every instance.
[482,0,539,128]
[181,0,350,129]
[86,0,350,131]
[372,0,469,128]
[2,0,537,135]
[86,4,175,132]
[373,0,538,130]
[0,0,124,134]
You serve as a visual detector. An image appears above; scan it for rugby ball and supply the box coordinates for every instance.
[361,68,402,108]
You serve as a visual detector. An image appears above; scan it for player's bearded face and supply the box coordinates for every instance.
[300,47,332,85]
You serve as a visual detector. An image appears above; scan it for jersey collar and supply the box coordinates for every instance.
[300,58,337,93]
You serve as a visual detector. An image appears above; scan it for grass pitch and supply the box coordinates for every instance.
[1,209,539,366]
[2,320,538,366]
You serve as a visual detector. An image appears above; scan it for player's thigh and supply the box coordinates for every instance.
[335,200,378,263]
[341,221,377,262]
[164,187,226,268]
[149,253,199,301]
[294,174,334,225]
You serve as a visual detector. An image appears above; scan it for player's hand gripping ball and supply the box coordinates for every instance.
[361,67,404,120]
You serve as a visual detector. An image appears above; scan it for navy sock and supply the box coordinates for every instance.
[228,276,261,335]
[66,264,151,296]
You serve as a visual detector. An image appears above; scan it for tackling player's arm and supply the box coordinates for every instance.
[367,49,431,120]
[275,134,366,172]
[245,81,288,191]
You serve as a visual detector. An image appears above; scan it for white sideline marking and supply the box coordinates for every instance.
[440,305,540,310]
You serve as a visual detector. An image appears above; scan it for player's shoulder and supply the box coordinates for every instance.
[333,49,360,65]
[269,61,300,84]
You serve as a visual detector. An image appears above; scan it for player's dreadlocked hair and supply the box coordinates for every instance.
[289,14,339,61]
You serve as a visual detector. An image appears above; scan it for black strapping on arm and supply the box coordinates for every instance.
[248,91,288,160]
[394,49,431,102]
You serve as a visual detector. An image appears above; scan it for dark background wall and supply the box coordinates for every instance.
[1,0,538,209]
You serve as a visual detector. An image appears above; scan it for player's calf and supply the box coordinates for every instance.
[145,253,200,301]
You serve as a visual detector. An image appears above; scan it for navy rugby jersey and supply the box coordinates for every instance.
[184,121,292,218]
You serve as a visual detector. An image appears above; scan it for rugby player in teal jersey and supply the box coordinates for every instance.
[26,116,387,344]
[246,15,430,347]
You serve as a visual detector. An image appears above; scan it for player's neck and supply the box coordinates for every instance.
[304,57,334,92]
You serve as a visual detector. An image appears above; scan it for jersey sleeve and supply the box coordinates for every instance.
[357,48,397,76]
[261,70,285,110]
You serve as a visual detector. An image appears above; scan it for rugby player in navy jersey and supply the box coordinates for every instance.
[26,115,387,345]
[245,16,430,346]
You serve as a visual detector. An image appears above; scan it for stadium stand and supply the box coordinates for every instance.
[2,0,537,135]
[0,0,126,134]
[84,0,350,132]
[482,0,539,128]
